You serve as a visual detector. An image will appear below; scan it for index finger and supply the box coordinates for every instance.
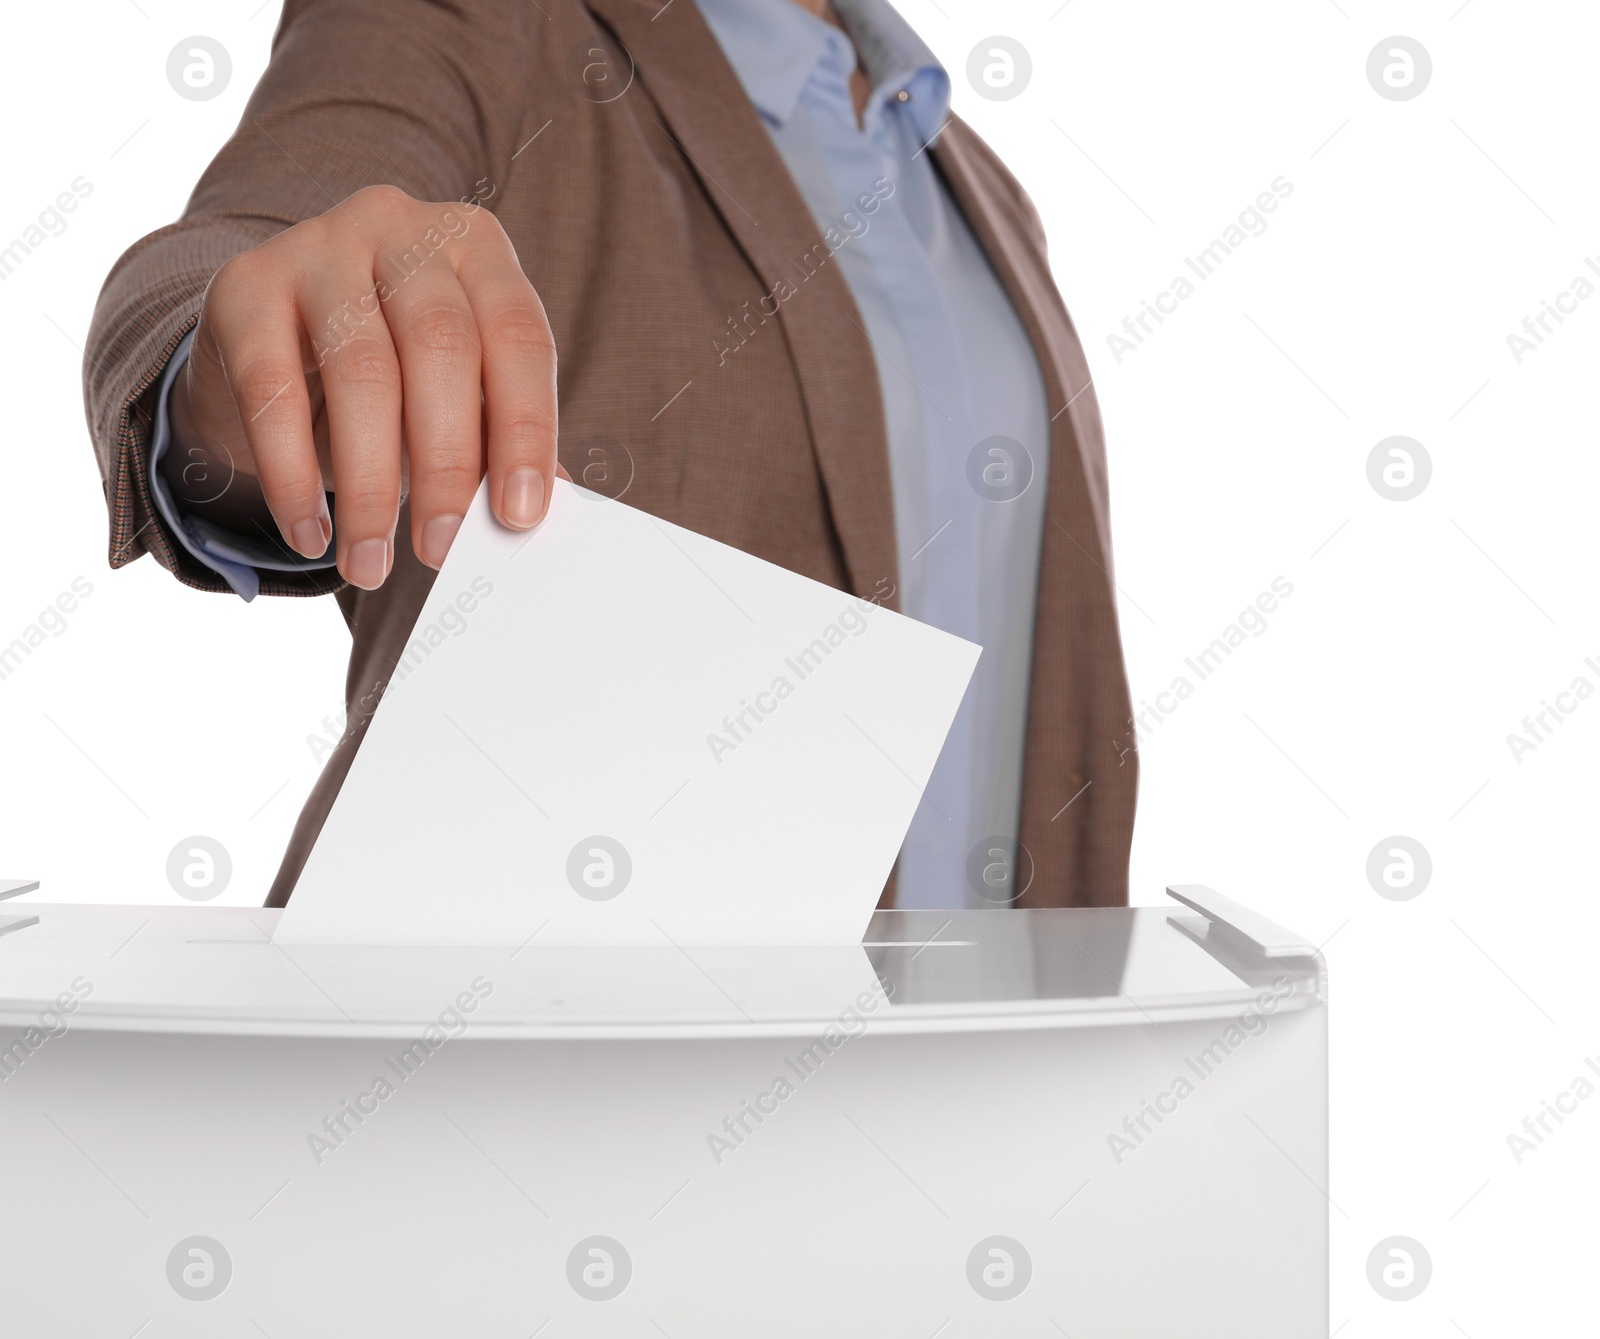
[202,254,327,556]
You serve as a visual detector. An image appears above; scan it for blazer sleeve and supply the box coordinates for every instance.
[82,0,540,595]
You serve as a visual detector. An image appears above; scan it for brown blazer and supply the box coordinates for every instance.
[83,0,1136,909]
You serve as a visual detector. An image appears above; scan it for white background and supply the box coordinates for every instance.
[1,1,1594,1333]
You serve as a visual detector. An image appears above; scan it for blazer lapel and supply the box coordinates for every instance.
[584,0,902,609]
[931,120,1137,906]
[929,124,1117,585]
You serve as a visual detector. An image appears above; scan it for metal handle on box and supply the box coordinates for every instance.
[1165,884,1318,960]
[0,878,40,939]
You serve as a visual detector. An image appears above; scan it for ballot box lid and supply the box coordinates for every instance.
[0,898,1324,1041]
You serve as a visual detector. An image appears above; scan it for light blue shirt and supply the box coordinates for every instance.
[150,0,1050,909]
[696,0,1050,909]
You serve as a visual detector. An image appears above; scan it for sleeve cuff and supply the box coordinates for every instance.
[148,331,338,602]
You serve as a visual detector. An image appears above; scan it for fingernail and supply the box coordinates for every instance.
[345,537,390,590]
[290,516,330,559]
[420,513,463,568]
[503,468,546,528]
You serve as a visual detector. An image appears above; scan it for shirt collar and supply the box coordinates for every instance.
[695,0,836,126]
[836,0,950,142]
[695,0,950,143]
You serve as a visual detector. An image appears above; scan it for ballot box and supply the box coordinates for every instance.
[0,887,1326,1336]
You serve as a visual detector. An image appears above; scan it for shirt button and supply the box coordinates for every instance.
[895,89,912,103]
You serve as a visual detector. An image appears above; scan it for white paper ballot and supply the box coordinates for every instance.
[274,479,979,947]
